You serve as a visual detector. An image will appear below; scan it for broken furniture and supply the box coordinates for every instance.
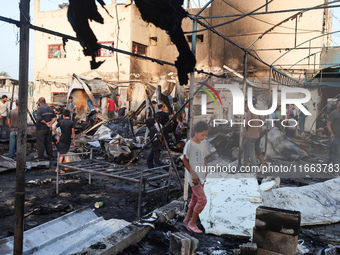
[56,150,173,217]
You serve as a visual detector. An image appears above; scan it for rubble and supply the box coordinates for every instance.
[266,127,308,160]
[261,178,340,226]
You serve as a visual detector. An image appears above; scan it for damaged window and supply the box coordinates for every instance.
[52,92,67,103]
[97,42,114,57]
[132,42,147,56]
[186,34,204,43]
[48,44,66,59]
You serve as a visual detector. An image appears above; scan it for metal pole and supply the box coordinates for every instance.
[145,90,183,189]
[294,17,298,48]
[185,16,198,201]
[56,152,60,194]
[264,68,272,160]
[238,52,248,167]
[10,83,16,110]
[14,1,30,254]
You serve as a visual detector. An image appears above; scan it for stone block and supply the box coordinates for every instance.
[170,232,191,255]
[255,206,301,236]
[179,232,199,254]
[170,232,199,255]
[253,227,298,255]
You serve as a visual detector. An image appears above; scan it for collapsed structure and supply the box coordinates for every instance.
[0,0,340,254]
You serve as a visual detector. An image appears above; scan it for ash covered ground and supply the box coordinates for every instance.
[0,131,339,254]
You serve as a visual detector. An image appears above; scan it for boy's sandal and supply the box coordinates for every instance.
[184,224,203,234]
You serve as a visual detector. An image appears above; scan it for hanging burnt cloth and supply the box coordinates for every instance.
[67,0,111,69]
[134,0,196,85]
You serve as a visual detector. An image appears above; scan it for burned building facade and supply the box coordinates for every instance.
[32,0,333,131]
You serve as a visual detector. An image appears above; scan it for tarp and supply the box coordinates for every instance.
[261,178,340,226]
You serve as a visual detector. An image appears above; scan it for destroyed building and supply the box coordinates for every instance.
[31,0,337,133]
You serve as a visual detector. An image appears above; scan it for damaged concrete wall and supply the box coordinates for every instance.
[33,0,132,84]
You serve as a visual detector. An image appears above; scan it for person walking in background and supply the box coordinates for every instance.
[0,95,8,126]
[144,100,157,142]
[156,104,170,145]
[298,104,308,137]
[175,115,184,142]
[274,105,283,129]
[8,100,18,159]
[107,96,117,119]
[327,99,340,165]
[146,117,168,170]
[53,109,75,174]
[145,100,157,120]
[243,100,262,167]
[182,121,209,234]
[116,94,127,117]
[67,96,77,121]
[36,97,57,161]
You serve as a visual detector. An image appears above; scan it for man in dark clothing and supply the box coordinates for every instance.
[145,100,157,120]
[147,118,169,170]
[155,104,170,145]
[8,100,19,159]
[144,100,157,143]
[36,97,57,160]
[53,109,75,173]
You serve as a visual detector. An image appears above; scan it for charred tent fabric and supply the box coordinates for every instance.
[134,0,196,85]
[67,0,110,69]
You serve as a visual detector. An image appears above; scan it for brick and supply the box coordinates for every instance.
[255,206,301,236]
[253,228,298,255]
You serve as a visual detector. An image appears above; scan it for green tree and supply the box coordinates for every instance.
[0,71,10,78]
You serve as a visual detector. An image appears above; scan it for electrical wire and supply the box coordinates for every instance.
[184,0,274,34]
[221,0,329,32]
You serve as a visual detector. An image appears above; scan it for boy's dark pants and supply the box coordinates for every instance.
[147,149,168,170]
